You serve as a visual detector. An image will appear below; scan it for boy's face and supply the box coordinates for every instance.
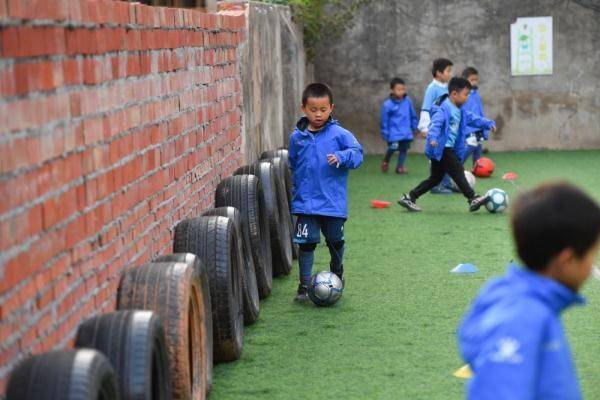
[557,241,599,291]
[466,74,479,88]
[301,96,333,130]
[391,84,406,98]
[449,87,470,106]
[436,66,452,83]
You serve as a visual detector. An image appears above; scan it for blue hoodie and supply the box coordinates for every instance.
[424,95,495,161]
[289,117,363,218]
[380,95,419,142]
[462,87,490,139]
[458,263,585,400]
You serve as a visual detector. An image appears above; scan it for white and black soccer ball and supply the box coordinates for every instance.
[451,170,477,191]
[485,188,509,213]
[308,271,343,307]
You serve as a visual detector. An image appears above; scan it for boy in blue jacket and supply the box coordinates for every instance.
[461,67,489,166]
[289,83,363,302]
[458,182,600,399]
[380,77,419,174]
[419,58,454,194]
[398,77,495,212]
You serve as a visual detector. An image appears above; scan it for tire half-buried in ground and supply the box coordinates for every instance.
[202,207,260,325]
[118,261,206,400]
[234,162,292,276]
[153,253,213,392]
[174,215,244,363]
[75,310,171,400]
[215,175,272,298]
[6,349,119,400]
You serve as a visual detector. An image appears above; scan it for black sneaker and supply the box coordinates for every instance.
[294,284,310,302]
[469,194,490,212]
[398,194,422,212]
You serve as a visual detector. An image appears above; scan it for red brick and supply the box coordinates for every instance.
[1,26,66,58]
[8,0,69,21]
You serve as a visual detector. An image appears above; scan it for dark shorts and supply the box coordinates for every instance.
[388,139,412,151]
[292,214,345,244]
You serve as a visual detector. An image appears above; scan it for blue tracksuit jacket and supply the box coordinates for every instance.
[424,95,495,161]
[289,117,363,218]
[458,263,585,400]
[380,95,418,142]
[462,87,490,139]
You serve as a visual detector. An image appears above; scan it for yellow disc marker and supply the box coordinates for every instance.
[453,364,473,379]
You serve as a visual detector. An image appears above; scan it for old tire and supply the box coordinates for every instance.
[260,149,292,206]
[153,253,213,391]
[215,175,272,298]
[203,207,260,325]
[6,349,119,400]
[75,311,171,400]
[118,261,207,400]
[174,216,244,363]
[234,162,292,276]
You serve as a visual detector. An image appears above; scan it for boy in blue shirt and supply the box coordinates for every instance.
[461,67,489,166]
[419,58,454,194]
[398,77,495,212]
[380,77,419,174]
[289,83,363,302]
[458,182,600,399]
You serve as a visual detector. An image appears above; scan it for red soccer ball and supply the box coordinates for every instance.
[472,157,494,178]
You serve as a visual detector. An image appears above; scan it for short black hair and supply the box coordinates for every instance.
[511,182,600,271]
[302,83,333,106]
[390,77,405,89]
[448,77,472,94]
[462,66,479,79]
[431,58,453,77]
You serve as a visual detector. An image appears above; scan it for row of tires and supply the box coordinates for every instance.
[6,149,295,400]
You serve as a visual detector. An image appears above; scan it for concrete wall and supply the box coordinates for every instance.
[313,0,600,154]
[221,1,306,161]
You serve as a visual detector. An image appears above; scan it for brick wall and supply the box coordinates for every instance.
[0,0,246,393]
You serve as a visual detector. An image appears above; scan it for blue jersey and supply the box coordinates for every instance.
[418,79,449,132]
[462,87,489,138]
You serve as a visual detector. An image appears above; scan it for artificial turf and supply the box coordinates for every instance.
[211,151,600,399]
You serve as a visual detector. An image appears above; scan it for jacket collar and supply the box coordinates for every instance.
[389,94,407,101]
[431,79,448,88]
[507,263,586,313]
[295,116,336,136]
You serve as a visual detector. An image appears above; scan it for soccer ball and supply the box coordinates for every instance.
[485,188,509,213]
[473,157,494,177]
[308,271,343,307]
[451,170,476,191]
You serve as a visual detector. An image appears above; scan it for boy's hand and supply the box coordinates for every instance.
[419,131,427,138]
[490,125,497,133]
[327,154,340,168]
[430,140,438,147]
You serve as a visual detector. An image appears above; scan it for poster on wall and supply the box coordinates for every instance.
[510,16,553,76]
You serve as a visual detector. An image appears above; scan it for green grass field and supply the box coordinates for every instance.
[211,151,600,399]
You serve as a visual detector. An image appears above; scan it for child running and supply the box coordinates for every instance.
[398,77,495,212]
[461,66,490,166]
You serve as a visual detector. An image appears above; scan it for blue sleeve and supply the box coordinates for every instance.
[421,87,435,112]
[380,100,390,141]
[409,98,419,131]
[465,111,495,131]
[334,130,363,170]
[426,108,445,144]
[289,135,298,171]
[467,314,547,400]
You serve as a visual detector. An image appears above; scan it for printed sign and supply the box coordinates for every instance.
[510,17,553,75]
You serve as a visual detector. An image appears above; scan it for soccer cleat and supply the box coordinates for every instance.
[294,284,310,302]
[396,166,407,174]
[398,194,422,212]
[431,185,453,194]
[381,161,389,173]
[469,194,490,212]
